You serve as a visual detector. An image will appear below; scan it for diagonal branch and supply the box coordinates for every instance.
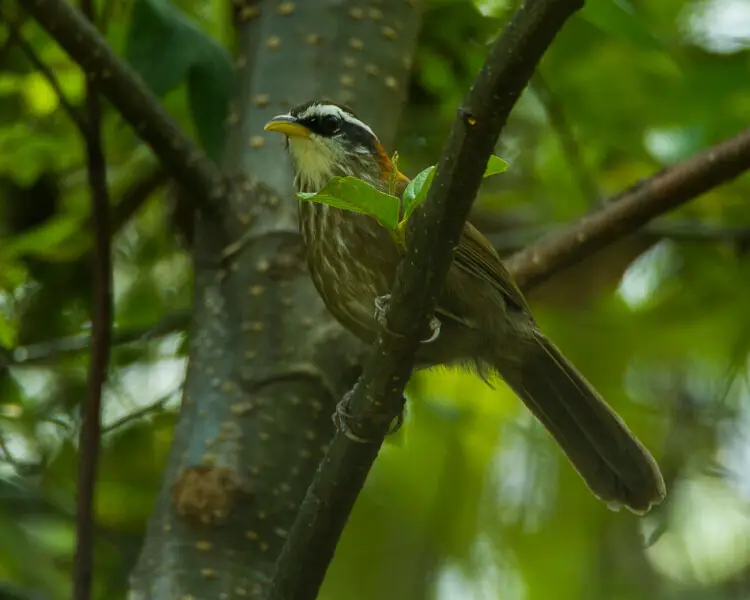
[20,0,225,212]
[506,128,750,290]
[266,1,584,599]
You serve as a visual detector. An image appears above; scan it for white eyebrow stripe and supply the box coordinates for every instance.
[298,104,376,138]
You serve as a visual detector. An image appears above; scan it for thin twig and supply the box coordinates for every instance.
[7,310,190,366]
[646,221,750,243]
[102,390,179,434]
[481,220,750,253]
[73,0,111,597]
[266,1,585,598]
[506,128,750,290]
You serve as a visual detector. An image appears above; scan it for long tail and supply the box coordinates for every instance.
[496,333,665,514]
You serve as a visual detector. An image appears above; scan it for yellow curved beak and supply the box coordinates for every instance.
[263,115,311,138]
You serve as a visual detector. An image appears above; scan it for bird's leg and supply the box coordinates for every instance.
[333,384,406,443]
[374,294,441,343]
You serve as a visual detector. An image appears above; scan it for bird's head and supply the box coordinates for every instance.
[264,101,395,193]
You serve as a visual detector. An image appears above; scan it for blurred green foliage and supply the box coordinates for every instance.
[1,0,750,598]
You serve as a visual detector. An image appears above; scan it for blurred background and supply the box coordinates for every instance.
[2,0,750,598]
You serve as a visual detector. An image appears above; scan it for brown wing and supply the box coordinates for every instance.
[394,168,528,315]
[453,222,530,314]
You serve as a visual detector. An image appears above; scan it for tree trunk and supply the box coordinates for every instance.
[129,1,423,597]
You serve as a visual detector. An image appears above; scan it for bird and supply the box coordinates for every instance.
[264,100,666,514]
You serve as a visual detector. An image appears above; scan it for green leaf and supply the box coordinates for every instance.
[296,177,401,230]
[399,156,507,224]
[124,0,193,96]
[402,166,436,222]
[483,155,510,178]
[125,0,232,160]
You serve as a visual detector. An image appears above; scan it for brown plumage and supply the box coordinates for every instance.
[265,100,666,514]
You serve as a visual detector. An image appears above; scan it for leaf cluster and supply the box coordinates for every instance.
[296,155,509,248]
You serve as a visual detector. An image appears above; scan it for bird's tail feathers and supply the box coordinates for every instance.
[494,333,665,514]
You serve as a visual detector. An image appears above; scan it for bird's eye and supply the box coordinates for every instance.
[317,114,342,136]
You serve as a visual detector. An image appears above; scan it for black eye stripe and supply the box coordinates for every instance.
[292,104,378,153]
[300,112,342,136]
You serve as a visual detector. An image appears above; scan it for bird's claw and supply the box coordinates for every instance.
[423,316,441,344]
[373,294,442,344]
[373,294,391,329]
[332,389,371,443]
[332,387,406,443]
